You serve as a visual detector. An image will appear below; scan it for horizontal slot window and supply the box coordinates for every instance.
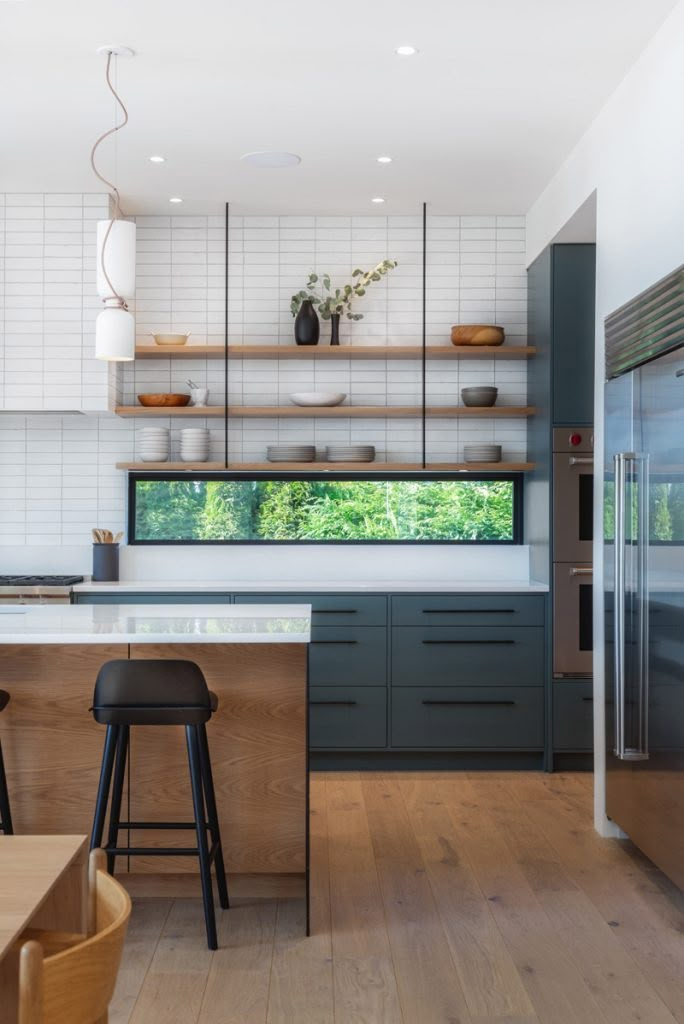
[128,472,522,545]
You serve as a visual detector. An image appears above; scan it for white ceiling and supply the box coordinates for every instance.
[0,0,678,214]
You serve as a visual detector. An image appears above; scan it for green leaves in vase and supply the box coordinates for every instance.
[290,259,398,322]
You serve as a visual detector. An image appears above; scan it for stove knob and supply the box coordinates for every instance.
[570,433,582,447]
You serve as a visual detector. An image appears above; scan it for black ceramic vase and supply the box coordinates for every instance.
[294,299,320,346]
[330,313,341,347]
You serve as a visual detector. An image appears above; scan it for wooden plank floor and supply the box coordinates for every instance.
[110,772,684,1024]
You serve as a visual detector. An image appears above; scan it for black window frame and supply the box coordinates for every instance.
[127,471,524,546]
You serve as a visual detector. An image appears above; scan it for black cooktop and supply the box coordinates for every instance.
[0,575,84,587]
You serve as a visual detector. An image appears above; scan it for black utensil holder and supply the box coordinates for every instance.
[92,543,119,582]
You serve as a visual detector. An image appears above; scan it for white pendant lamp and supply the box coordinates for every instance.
[91,46,136,362]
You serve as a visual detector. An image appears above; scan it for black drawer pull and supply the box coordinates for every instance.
[315,609,358,614]
[582,697,594,703]
[310,700,358,707]
[422,699,516,707]
[310,640,358,646]
[421,639,516,646]
[422,608,516,615]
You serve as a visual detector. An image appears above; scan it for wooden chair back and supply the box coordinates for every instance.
[18,850,131,1024]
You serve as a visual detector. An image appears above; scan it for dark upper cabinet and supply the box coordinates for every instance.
[552,245,596,425]
[527,243,596,427]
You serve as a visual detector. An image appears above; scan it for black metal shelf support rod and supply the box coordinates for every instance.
[224,201,230,469]
[422,201,427,469]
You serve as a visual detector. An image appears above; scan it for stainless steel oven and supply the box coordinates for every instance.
[553,428,594,676]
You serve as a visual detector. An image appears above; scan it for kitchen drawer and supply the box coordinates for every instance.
[74,592,232,604]
[392,686,544,749]
[392,627,544,687]
[309,686,387,748]
[391,594,544,627]
[553,681,594,751]
[309,627,386,686]
[235,593,386,626]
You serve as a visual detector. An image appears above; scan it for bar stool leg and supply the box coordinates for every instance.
[106,725,129,873]
[198,724,229,909]
[91,724,119,852]
[186,725,218,950]
[0,739,13,835]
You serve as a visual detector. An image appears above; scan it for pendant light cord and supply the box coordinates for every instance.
[90,50,129,304]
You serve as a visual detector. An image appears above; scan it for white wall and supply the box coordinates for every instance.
[0,193,111,411]
[525,0,684,833]
[0,208,532,581]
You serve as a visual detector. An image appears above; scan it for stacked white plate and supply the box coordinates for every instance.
[180,428,210,463]
[463,444,502,463]
[326,445,376,463]
[138,427,170,463]
[267,445,316,463]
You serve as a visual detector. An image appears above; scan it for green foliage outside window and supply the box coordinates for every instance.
[132,477,517,543]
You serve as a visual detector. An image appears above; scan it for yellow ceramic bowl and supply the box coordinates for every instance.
[151,333,190,346]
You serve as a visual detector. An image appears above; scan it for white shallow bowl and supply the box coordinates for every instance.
[180,453,209,462]
[140,453,169,462]
[289,392,347,407]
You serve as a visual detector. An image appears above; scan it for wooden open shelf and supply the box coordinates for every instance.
[135,344,535,360]
[116,461,536,473]
[115,405,535,419]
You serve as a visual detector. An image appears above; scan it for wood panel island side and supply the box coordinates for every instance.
[0,604,310,901]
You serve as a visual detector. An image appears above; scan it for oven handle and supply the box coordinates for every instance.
[569,456,594,466]
[569,567,593,577]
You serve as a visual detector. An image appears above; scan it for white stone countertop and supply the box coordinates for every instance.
[0,604,311,645]
[73,579,549,594]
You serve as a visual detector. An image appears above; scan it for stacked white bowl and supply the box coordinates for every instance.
[180,427,210,463]
[138,427,170,463]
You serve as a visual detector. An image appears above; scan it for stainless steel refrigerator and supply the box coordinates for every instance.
[604,265,684,888]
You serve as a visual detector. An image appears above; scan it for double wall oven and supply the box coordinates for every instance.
[553,427,593,676]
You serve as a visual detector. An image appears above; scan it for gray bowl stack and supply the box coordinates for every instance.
[463,444,502,463]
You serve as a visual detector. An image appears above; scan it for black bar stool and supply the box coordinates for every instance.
[89,660,229,949]
[0,690,13,835]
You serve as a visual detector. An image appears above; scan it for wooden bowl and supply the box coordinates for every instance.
[451,324,505,346]
[137,393,191,408]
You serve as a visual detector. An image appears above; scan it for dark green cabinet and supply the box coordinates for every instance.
[553,681,594,751]
[392,594,544,627]
[551,245,596,426]
[310,686,387,748]
[392,686,544,749]
[73,588,547,761]
[392,627,544,687]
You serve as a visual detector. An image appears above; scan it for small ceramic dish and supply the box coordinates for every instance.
[289,392,347,407]
[151,333,190,346]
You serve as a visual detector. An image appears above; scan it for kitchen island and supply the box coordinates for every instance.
[0,604,310,900]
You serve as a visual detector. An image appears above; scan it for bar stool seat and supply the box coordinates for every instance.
[0,689,13,835]
[89,660,228,949]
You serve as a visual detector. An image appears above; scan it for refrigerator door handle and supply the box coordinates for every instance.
[613,451,650,761]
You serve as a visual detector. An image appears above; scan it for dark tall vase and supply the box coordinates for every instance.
[330,313,341,347]
[294,300,319,346]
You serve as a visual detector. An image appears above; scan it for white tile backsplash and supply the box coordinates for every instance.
[0,204,528,550]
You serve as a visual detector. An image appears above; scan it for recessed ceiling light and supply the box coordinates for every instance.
[241,151,301,169]
[371,197,386,204]
[376,155,393,164]
[395,45,418,56]
[169,196,183,204]
[149,155,165,163]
